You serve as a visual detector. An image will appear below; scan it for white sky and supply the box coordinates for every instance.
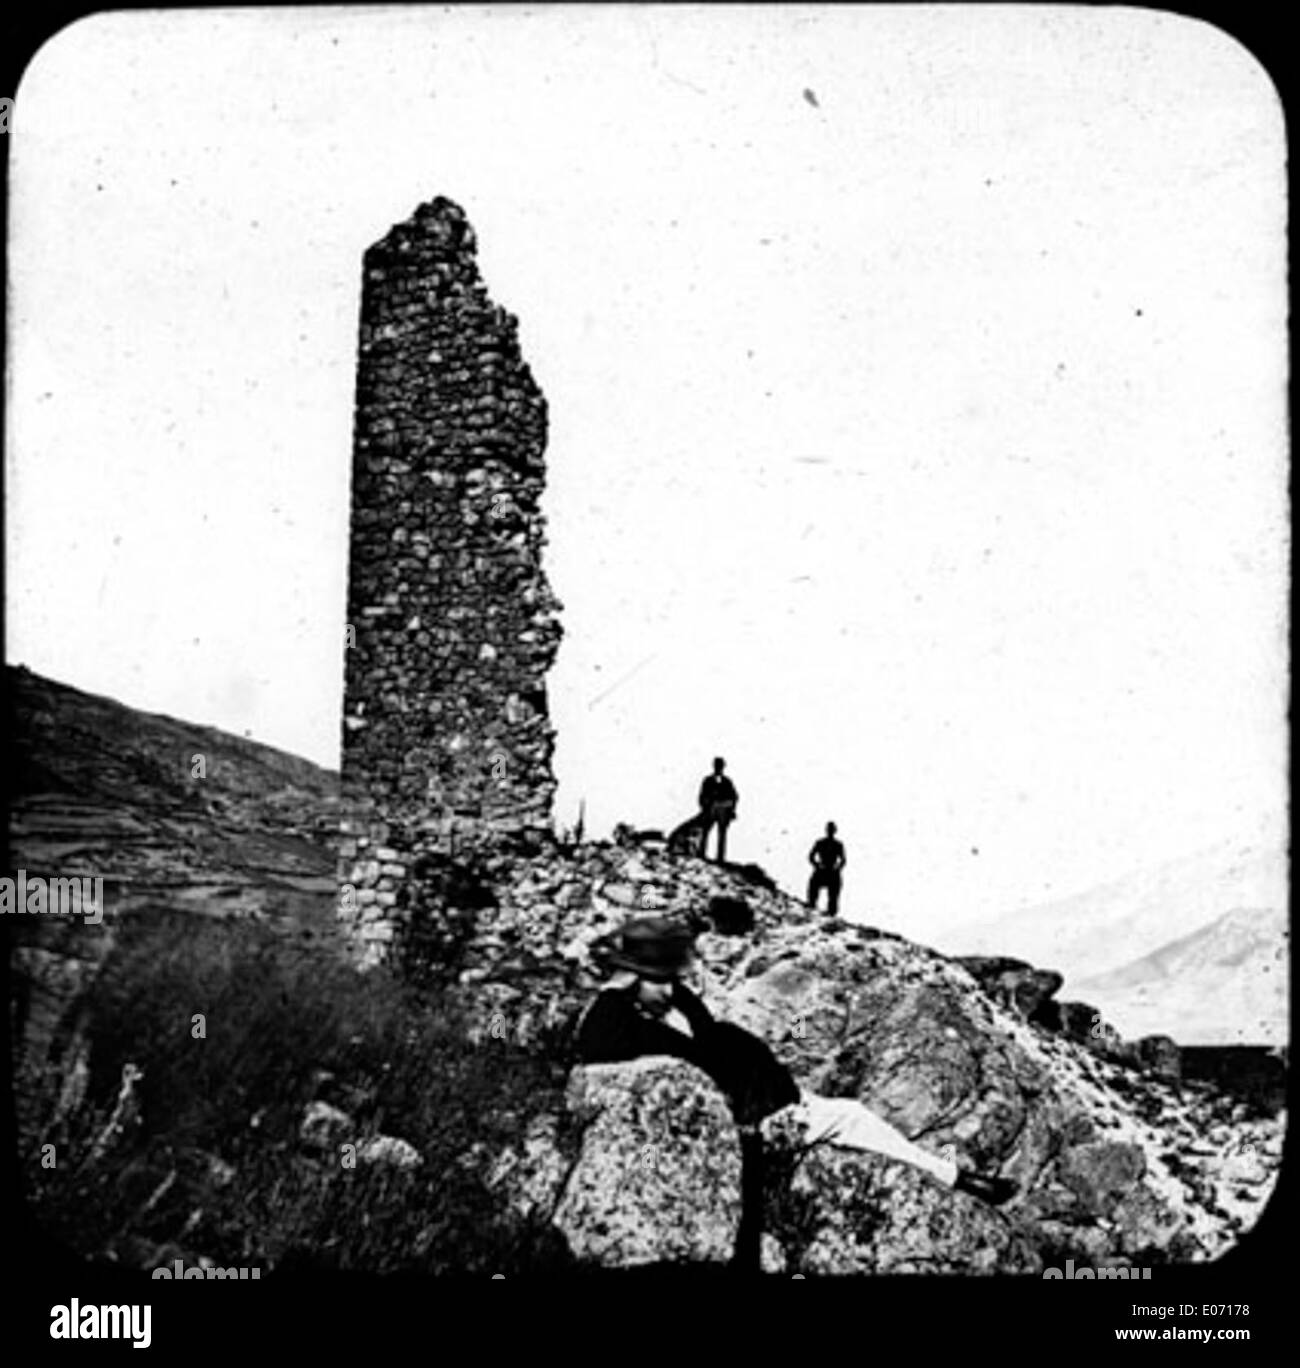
[6,5,1288,939]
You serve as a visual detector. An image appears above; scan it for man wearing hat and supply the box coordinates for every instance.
[578,916,795,1117]
[576,915,1017,1208]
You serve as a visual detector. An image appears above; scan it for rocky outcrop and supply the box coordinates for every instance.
[440,832,1280,1269]
[1031,997,1183,1083]
[552,1058,743,1267]
[957,954,1184,1084]
[704,921,1214,1265]
[956,955,1064,1019]
[705,895,755,936]
[758,1106,1041,1275]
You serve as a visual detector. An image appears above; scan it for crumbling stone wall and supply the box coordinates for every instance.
[338,197,562,964]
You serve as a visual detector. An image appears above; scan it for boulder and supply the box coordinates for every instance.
[714,930,1054,1174]
[730,863,778,892]
[1052,999,1108,1045]
[1134,1035,1182,1084]
[595,880,639,909]
[552,1057,743,1267]
[957,955,1064,1019]
[706,895,754,936]
[299,1101,354,1151]
[356,1135,423,1168]
[702,920,1218,1265]
[758,1106,1041,1275]
[1057,1140,1146,1217]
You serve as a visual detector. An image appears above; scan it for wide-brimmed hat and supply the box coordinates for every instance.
[601,916,696,980]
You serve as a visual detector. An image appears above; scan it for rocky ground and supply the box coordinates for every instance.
[6,664,1285,1275]
[437,830,1285,1271]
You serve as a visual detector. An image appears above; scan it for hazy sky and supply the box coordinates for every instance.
[7,6,1288,938]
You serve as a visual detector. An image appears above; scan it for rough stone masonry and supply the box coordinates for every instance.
[338,198,563,964]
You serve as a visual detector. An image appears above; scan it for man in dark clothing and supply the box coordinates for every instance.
[575,916,1019,1227]
[807,821,847,915]
[576,914,797,1272]
[697,757,738,863]
[577,917,798,1125]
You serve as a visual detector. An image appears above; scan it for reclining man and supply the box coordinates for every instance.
[575,915,1017,1229]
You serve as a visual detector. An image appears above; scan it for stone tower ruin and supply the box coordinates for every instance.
[338,197,562,964]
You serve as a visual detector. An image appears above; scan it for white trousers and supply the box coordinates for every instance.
[778,1093,959,1187]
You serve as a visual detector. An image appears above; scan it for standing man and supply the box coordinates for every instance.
[807,821,846,915]
[697,757,738,863]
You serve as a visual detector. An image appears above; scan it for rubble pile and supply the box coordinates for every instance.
[433,830,1283,1270]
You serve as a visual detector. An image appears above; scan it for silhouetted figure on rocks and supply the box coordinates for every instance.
[697,757,738,863]
[576,916,1018,1267]
[807,821,846,915]
[667,811,708,857]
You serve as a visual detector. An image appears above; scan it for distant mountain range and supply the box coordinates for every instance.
[938,843,1288,1046]
[1072,905,1287,1046]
